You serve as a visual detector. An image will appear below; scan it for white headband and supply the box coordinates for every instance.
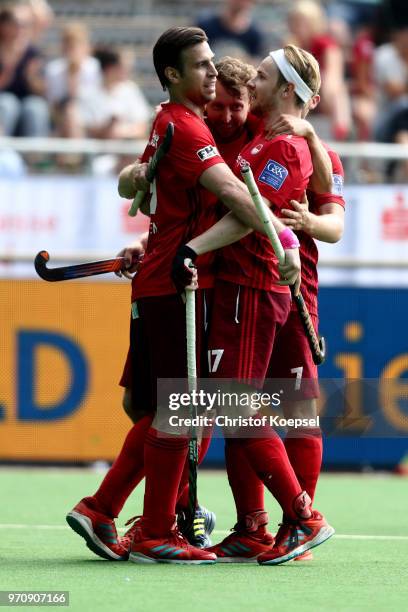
[269,49,313,103]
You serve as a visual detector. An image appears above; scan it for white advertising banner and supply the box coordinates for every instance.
[318,184,408,287]
[1,178,408,285]
[0,176,149,278]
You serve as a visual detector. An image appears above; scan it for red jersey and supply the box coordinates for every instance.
[218,133,313,291]
[298,145,345,315]
[310,34,338,73]
[131,103,224,299]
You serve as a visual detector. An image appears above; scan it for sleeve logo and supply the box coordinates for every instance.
[197,145,219,161]
[258,159,288,191]
[331,174,344,196]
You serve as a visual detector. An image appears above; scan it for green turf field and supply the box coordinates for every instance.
[1,468,407,611]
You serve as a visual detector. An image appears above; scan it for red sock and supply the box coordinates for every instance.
[143,428,188,536]
[284,428,322,501]
[92,415,153,518]
[225,438,265,524]
[239,425,305,520]
[176,434,212,513]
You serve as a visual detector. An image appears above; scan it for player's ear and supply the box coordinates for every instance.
[164,66,181,85]
[282,82,295,99]
[309,94,320,110]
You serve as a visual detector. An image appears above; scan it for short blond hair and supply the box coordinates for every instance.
[276,44,321,106]
[289,0,326,36]
[62,21,89,43]
[215,56,256,97]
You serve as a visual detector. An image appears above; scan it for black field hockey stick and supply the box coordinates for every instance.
[34,250,126,281]
[241,165,326,366]
[128,121,175,217]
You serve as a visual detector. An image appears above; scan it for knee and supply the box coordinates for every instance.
[20,96,50,135]
[0,93,21,134]
[122,388,135,422]
[122,388,149,424]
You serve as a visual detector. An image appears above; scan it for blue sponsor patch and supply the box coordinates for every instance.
[258,159,288,191]
[331,173,344,196]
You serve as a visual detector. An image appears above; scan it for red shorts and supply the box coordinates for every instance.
[267,309,319,400]
[207,280,290,387]
[119,289,212,413]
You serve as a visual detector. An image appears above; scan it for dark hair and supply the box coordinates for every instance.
[153,26,208,90]
[94,48,120,72]
[0,9,17,26]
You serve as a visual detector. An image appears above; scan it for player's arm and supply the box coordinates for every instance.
[265,114,332,193]
[187,210,252,254]
[199,162,287,236]
[175,192,300,289]
[281,196,344,243]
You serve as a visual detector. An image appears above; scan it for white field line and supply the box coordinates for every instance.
[0,524,407,541]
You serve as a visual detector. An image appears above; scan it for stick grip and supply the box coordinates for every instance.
[127,122,174,217]
[128,190,145,217]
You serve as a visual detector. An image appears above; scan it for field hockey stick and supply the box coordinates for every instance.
[241,165,326,365]
[34,250,126,281]
[128,122,174,217]
[185,287,198,526]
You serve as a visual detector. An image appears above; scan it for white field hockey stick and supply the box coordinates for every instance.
[241,164,326,365]
[128,122,174,217]
[185,287,198,525]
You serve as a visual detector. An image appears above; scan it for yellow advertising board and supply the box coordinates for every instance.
[0,280,133,461]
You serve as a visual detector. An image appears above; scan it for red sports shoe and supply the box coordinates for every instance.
[66,497,128,561]
[207,511,274,563]
[258,510,335,566]
[129,523,216,565]
[294,550,313,561]
[119,515,142,551]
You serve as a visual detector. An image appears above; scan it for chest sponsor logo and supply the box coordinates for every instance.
[258,159,288,191]
[331,173,344,196]
[197,145,219,162]
[251,144,263,155]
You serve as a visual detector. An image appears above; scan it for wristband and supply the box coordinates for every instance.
[177,244,197,262]
[279,228,300,249]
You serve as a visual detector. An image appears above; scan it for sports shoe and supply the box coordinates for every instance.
[258,510,335,566]
[66,497,128,561]
[129,523,217,565]
[207,511,274,563]
[177,505,216,548]
[119,515,142,551]
[294,550,314,561]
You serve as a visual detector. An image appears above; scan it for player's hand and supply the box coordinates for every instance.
[278,247,301,294]
[115,242,145,279]
[264,114,314,140]
[281,193,311,232]
[131,162,149,191]
[171,245,198,293]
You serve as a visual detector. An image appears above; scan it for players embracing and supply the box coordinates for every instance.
[65,27,344,566]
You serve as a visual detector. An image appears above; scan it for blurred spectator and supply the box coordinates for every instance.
[25,0,53,43]
[196,0,265,63]
[373,24,408,143]
[287,0,352,140]
[45,22,101,108]
[350,21,376,139]
[79,48,151,140]
[0,6,49,136]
